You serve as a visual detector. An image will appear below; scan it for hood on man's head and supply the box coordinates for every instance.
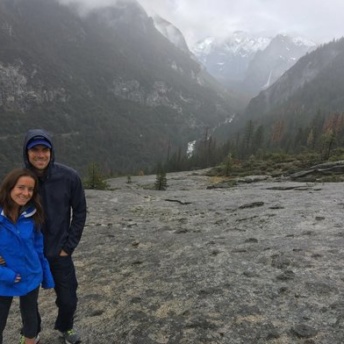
[27,136,52,150]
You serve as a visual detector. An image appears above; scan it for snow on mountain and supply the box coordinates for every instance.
[291,36,318,48]
[192,31,271,64]
[191,31,317,97]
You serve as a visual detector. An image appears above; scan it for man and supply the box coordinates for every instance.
[23,129,87,344]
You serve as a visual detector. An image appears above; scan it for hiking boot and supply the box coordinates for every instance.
[61,329,81,344]
[19,334,40,344]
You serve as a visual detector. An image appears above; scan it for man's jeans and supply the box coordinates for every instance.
[48,255,78,332]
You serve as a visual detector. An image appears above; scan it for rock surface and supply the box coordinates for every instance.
[4,170,344,343]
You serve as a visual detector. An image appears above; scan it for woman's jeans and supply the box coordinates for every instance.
[0,287,40,343]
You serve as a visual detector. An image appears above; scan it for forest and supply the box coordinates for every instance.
[160,109,344,179]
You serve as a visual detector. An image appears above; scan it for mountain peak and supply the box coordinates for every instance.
[192,31,271,57]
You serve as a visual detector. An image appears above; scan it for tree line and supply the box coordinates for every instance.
[83,109,344,187]
[161,110,344,174]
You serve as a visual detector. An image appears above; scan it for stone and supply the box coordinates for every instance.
[291,323,318,338]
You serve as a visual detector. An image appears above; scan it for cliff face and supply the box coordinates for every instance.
[4,170,344,343]
[0,60,68,113]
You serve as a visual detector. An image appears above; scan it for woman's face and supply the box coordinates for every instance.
[10,176,35,207]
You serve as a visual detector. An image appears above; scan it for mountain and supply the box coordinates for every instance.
[218,37,344,145]
[243,38,344,122]
[0,0,242,177]
[207,37,344,152]
[192,32,270,90]
[241,35,317,96]
[192,32,316,97]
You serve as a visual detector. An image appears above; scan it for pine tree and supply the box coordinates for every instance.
[224,154,233,177]
[84,163,109,190]
[271,120,285,144]
[155,165,168,190]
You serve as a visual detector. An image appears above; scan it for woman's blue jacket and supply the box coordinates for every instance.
[0,206,55,296]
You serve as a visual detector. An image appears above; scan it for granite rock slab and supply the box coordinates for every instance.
[4,170,344,343]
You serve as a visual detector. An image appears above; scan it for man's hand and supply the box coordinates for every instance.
[15,274,21,283]
[0,256,6,266]
[59,250,69,257]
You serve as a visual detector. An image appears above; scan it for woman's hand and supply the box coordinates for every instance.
[14,274,21,283]
[0,256,5,266]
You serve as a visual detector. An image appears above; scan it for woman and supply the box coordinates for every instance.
[0,168,54,344]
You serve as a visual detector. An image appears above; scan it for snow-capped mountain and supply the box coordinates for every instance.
[192,32,270,89]
[192,31,317,97]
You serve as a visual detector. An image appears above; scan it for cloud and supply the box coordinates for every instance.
[57,0,137,15]
[58,0,120,8]
[139,0,344,45]
[57,0,344,45]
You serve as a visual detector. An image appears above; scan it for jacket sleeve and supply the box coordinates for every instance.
[34,229,55,289]
[0,266,17,284]
[62,173,87,255]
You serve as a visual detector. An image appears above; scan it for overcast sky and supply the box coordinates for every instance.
[60,0,344,46]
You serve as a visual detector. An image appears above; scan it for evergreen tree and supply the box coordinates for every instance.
[241,120,255,158]
[310,110,325,150]
[271,120,285,145]
[84,163,109,190]
[155,165,168,190]
[224,153,233,177]
[320,131,337,160]
[252,125,264,154]
[307,129,315,149]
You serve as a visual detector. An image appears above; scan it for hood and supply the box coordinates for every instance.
[23,129,55,168]
[0,204,36,220]
[20,203,37,218]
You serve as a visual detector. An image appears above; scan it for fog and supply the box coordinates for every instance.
[58,0,344,46]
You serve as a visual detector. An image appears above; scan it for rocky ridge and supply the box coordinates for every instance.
[4,169,344,343]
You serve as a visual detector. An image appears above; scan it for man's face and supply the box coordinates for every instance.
[27,145,51,172]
